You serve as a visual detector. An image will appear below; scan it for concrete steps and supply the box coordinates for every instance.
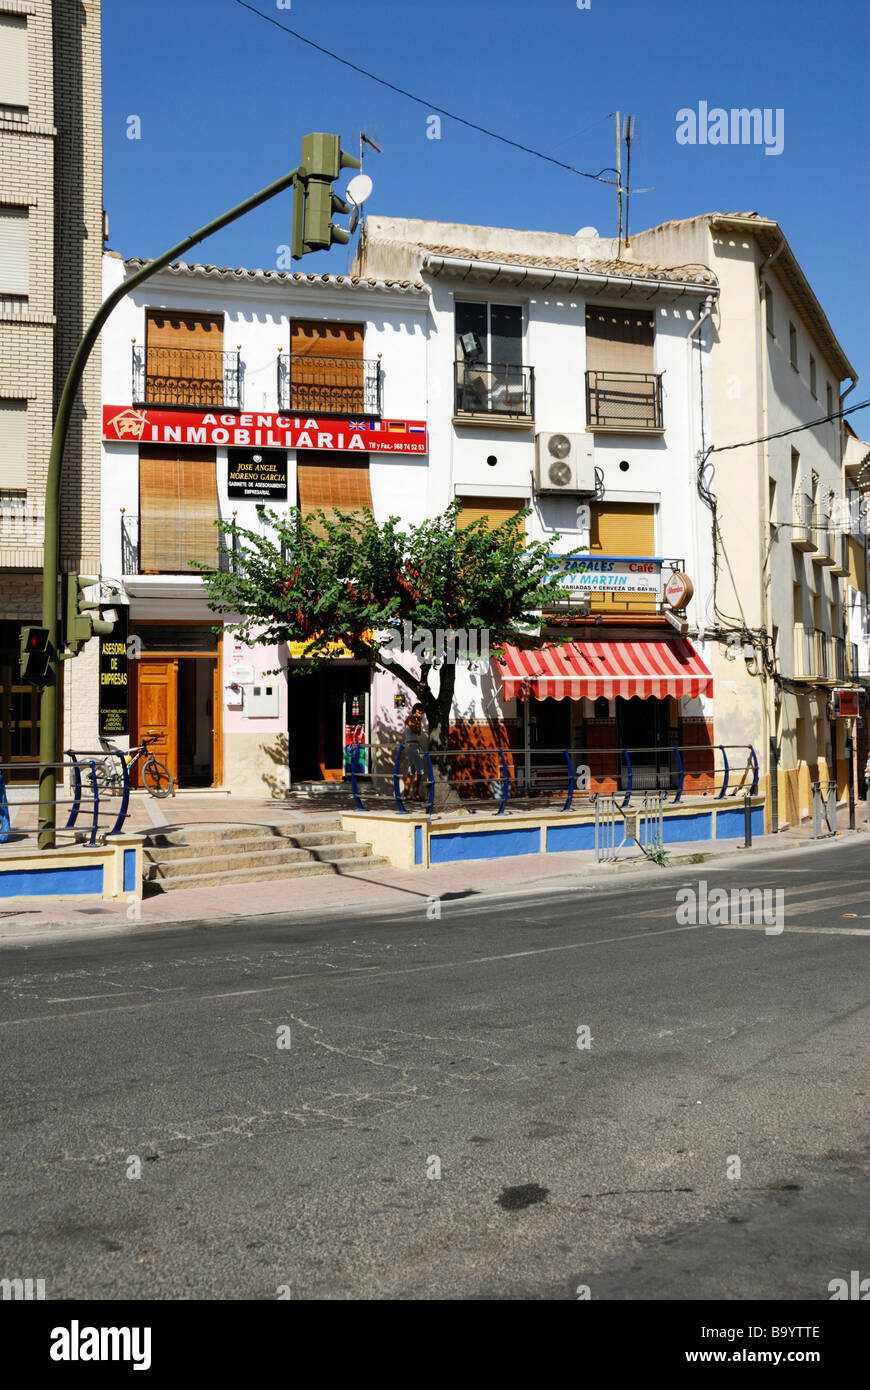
[142,817,389,893]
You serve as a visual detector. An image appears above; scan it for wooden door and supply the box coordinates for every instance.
[135,658,177,786]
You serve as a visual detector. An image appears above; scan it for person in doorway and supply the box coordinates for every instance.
[403,702,428,800]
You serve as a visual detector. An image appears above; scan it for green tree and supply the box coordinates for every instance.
[198,500,577,751]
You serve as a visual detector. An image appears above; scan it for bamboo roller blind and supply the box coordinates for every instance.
[139,447,219,573]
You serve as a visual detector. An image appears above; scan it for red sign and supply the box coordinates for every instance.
[102,407,427,455]
[833,689,860,718]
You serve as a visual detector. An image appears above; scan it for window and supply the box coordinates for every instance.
[296,452,372,536]
[809,355,817,398]
[0,205,28,299]
[456,495,526,533]
[454,302,530,415]
[138,446,219,572]
[287,320,366,415]
[0,398,27,489]
[0,13,28,117]
[788,321,798,369]
[589,501,656,614]
[585,307,661,429]
[764,283,775,336]
[142,310,230,407]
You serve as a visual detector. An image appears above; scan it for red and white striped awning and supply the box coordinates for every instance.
[498,637,713,701]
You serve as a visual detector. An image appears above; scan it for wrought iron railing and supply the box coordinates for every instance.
[814,628,830,679]
[585,370,663,430]
[454,360,534,417]
[833,636,856,682]
[277,353,381,416]
[133,345,241,408]
[121,509,231,575]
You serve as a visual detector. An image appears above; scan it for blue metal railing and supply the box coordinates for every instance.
[0,749,131,849]
[337,741,758,818]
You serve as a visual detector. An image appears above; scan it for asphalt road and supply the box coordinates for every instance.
[1,837,869,1300]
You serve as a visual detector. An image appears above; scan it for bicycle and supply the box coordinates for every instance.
[96,735,174,799]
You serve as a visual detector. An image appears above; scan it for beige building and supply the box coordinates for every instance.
[0,0,103,775]
[630,213,858,829]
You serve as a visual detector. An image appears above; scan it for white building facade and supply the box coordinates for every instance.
[354,219,725,798]
[99,252,429,794]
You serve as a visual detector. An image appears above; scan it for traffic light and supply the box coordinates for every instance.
[292,133,361,259]
[61,573,115,656]
[19,626,51,684]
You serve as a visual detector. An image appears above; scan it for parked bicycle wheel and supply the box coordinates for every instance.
[142,756,174,798]
[93,758,120,794]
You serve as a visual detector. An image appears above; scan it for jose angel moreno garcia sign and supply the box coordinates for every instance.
[103,408,428,454]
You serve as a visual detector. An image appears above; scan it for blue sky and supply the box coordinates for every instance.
[103,0,869,390]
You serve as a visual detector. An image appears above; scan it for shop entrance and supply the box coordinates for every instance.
[131,625,222,789]
[287,664,370,783]
[616,695,672,790]
[0,622,40,781]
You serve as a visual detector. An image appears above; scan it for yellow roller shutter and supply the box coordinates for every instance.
[456,496,527,532]
[590,502,656,614]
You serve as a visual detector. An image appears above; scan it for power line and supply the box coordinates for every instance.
[233,1,618,187]
[708,398,870,454]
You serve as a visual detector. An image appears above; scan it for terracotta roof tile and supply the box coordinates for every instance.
[417,242,716,285]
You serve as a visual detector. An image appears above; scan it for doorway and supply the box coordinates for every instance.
[132,629,222,788]
[287,664,370,783]
[0,622,40,781]
[616,696,671,790]
[177,659,215,786]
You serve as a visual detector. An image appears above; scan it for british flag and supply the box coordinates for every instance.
[348,420,368,431]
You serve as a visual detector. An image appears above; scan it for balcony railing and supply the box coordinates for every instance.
[833,636,853,682]
[814,628,830,679]
[585,370,663,431]
[277,354,381,417]
[544,555,684,617]
[133,345,241,409]
[120,511,233,576]
[454,360,534,418]
[791,493,815,550]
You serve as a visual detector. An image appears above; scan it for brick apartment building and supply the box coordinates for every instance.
[0,0,103,777]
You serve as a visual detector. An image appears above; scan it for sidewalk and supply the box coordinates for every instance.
[1,791,866,939]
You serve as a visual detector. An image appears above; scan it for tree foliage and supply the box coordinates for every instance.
[197,502,578,747]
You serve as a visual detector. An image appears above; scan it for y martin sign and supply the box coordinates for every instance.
[102,408,427,455]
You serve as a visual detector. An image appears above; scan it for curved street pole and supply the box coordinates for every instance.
[38,164,304,847]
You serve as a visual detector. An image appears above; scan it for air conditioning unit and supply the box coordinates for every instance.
[535,432,595,493]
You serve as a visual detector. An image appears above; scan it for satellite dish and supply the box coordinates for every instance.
[349,204,360,236]
[345,173,373,207]
[576,226,599,238]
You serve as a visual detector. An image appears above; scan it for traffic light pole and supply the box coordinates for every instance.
[38,164,305,848]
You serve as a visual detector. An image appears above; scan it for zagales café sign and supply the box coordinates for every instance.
[102,407,428,455]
